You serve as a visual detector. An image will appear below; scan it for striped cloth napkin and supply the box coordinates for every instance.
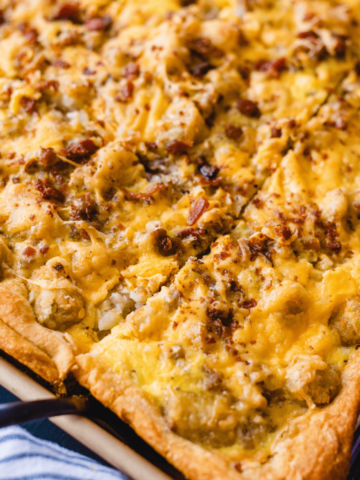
[0,425,130,480]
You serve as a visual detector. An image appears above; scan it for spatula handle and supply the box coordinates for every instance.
[0,397,87,428]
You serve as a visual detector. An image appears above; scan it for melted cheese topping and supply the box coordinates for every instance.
[0,0,360,472]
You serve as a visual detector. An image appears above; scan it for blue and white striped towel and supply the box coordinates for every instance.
[0,426,130,480]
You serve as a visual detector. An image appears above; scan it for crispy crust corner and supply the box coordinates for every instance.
[74,352,360,480]
[0,288,75,383]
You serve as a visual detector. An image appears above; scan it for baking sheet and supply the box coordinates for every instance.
[0,355,174,480]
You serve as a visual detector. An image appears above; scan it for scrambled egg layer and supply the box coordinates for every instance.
[0,0,360,469]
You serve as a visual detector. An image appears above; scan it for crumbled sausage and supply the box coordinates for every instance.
[330,296,360,345]
[306,365,341,405]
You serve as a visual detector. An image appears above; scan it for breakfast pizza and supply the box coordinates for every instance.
[0,0,360,478]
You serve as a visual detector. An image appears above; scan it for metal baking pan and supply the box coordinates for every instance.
[0,352,185,480]
[1,351,359,480]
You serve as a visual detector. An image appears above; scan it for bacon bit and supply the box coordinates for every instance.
[252,197,263,208]
[240,299,257,310]
[188,196,209,226]
[225,123,243,140]
[66,139,98,161]
[333,35,347,57]
[254,57,287,77]
[355,62,360,77]
[166,140,193,155]
[19,23,38,44]
[176,228,206,239]
[116,81,134,103]
[271,126,282,138]
[297,30,319,40]
[275,225,292,241]
[53,3,81,23]
[145,142,158,152]
[228,280,241,293]
[239,66,250,82]
[36,80,59,93]
[248,234,272,262]
[205,337,216,344]
[34,179,65,203]
[200,176,222,187]
[40,245,49,255]
[54,263,64,272]
[206,308,233,338]
[302,238,320,250]
[12,177,20,184]
[52,59,70,69]
[326,241,341,254]
[23,246,36,257]
[19,96,36,114]
[190,61,214,77]
[84,16,112,31]
[187,37,223,59]
[152,229,177,256]
[83,68,96,75]
[335,117,347,130]
[80,229,91,240]
[238,29,248,46]
[234,462,242,473]
[124,62,140,80]
[39,147,58,167]
[237,99,261,118]
[122,183,166,203]
[70,192,97,221]
[0,10,5,25]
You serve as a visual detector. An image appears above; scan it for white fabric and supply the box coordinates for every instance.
[0,426,129,480]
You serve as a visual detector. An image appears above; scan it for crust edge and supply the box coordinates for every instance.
[74,352,360,480]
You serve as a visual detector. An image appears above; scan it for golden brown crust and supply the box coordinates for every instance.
[0,319,59,384]
[0,288,74,381]
[74,352,360,480]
